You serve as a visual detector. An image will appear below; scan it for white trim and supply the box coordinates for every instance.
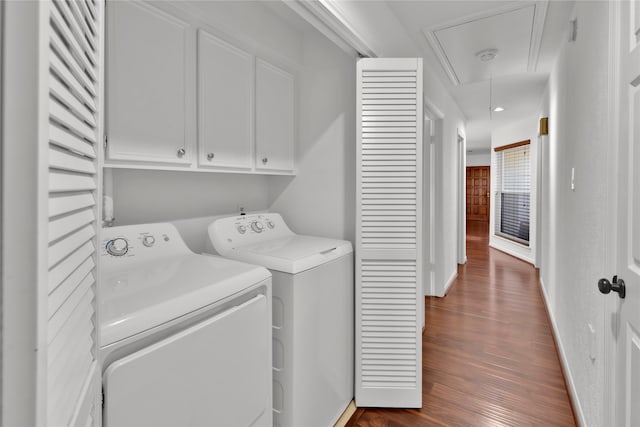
[424,97,445,120]
[284,0,376,58]
[36,1,51,423]
[534,133,544,268]
[528,1,549,72]
[489,239,534,265]
[442,269,458,297]
[539,278,587,427]
[103,162,296,176]
[604,1,621,426]
[457,129,466,265]
[2,3,41,425]
[422,1,548,85]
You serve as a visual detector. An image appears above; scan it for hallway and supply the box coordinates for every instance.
[347,221,576,426]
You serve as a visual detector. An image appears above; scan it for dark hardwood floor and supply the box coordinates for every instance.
[346,220,576,426]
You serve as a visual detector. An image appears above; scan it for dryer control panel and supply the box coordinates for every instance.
[208,213,294,256]
[101,223,191,263]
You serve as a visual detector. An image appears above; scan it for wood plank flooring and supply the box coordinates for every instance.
[346,220,576,427]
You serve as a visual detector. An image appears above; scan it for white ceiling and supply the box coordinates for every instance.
[270,0,575,151]
[383,0,575,151]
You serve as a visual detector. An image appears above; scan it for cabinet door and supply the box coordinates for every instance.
[107,2,191,164]
[255,59,295,172]
[198,30,253,169]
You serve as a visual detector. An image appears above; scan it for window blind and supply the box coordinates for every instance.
[494,142,530,244]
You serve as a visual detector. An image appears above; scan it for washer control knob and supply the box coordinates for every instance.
[266,220,275,229]
[237,225,247,234]
[142,235,155,247]
[251,221,264,233]
[106,238,128,256]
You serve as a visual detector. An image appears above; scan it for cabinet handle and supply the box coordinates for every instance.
[177,148,186,157]
[207,153,215,161]
[262,157,268,165]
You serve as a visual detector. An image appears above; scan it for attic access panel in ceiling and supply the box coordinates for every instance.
[423,2,548,85]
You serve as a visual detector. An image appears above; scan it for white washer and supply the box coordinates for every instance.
[207,213,354,427]
[100,223,272,427]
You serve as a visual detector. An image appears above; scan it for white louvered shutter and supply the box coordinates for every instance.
[356,58,423,408]
[43,0,103,425]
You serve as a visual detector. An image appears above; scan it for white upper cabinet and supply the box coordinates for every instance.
[105,2,296,174]
[107,2,192,165]
[198,30,253,169]
[255,59,295,172]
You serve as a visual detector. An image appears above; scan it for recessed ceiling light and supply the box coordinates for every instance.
[493,107,505,112]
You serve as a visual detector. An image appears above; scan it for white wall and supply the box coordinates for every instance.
[538,2,610,426]
[466,150,491,166]
[435,98,466,296]
[268,27,356,242]
[2,2,39,424]
[489,116,539,264]
[112,170,271,225]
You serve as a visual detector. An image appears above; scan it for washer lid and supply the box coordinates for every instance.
[230,235,353,274]
[100,254,270,347]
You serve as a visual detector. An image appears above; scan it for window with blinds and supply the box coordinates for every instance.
[493,141,530,245]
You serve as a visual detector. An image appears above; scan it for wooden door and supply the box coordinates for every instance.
[466,166,490,222]
[612,1,640,425]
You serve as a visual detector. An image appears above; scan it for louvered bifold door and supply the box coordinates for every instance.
[356,58,423,408]
[42,0,103,425]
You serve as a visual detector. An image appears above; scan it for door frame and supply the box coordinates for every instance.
[604,1,620,425]
[457,128,466,265]
[423,98,444,297]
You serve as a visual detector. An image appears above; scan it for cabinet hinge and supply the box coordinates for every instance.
[103,134,108,150]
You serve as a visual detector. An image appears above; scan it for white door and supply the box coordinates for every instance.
[45,0,104,425]
[355,58,423,408]
[611,1,640,426]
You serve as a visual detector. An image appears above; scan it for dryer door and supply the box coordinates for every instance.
[103,294,270,427]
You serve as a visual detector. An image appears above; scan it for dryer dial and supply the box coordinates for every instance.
[142,235,155,247]
[251,221,264,233]
[106,238,128,256]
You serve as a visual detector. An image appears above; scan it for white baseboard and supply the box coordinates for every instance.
[333,400,356,427]
[538,278,586,427]
[442,269,457,296]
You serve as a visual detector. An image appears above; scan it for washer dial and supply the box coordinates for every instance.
[251,221,264,233]
[237,225,247,234]
[106,238,128,256]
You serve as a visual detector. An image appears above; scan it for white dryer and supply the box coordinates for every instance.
[100,223,272,427]
[207,213,354,427]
